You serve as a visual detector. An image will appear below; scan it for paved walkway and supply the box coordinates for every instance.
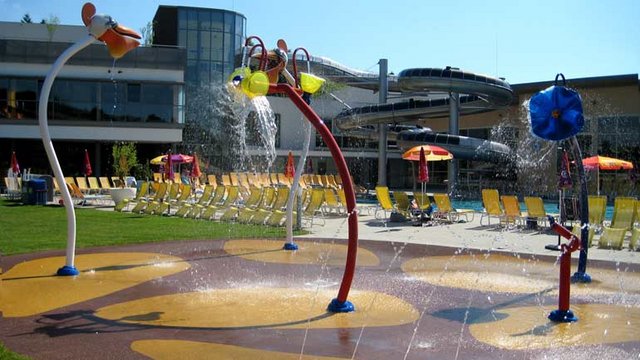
[303,207,640,265]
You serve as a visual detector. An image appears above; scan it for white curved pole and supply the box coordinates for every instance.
[38,34,95,272]
[286,120,312,244]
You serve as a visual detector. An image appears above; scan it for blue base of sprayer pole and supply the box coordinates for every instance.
[57,265,80,276]
[327,298,355,313]
[548,309,578,323]
[283,242,299,251]
[571,271,592,283]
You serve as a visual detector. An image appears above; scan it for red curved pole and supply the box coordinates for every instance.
[245,36,267,70]
[292,47,311,89]
[269,83,358,303]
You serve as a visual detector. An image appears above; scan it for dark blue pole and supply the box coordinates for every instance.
[569,136,591,283]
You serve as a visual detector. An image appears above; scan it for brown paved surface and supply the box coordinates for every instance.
[2,213,640,359]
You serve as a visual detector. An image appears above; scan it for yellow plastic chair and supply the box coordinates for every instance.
[500,195,524,227]
[271,187,290,211]
[250,209,272,225]
[207,174,218,188]
[242,186,263,208]
[114,181,150,212]
[392,191,412,218]
[130,182,167,213]
[87,177,101,194]
[98,177,112,191]
[74,177,90,194]
[480,189,503,226]
[571,225,596,248]
[209,185,227,206]
[322,188,344,215]
[218,206,239,222]
[524,196,555,229]
[266,210,287,227]
[299,188,325,227]
[597,227,626,250]
[236,208,256,224]
[413,192,431,211]
[374,186,395,221]
[434,193,475,223]
[588,195,607,231]
[609,196,636,230]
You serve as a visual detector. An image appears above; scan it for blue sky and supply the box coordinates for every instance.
[1,0,638,84]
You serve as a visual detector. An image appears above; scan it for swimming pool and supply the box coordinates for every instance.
[452,200,614,221]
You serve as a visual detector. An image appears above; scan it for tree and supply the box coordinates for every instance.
[45,15,60,41]
[111,142,138,187]
[140,21,154,46]
[20,13,33,23]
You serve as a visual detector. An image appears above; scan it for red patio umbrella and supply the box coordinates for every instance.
[418,147,429,183]
[402,145,453,161]
[191,152,202,178]
[165,151,174,182]
[285,151,295,178]
[10,151,20,175]
[83,149,93,177]
[582,155,633,195]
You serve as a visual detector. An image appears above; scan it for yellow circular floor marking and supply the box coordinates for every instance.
[131,340,348,360]
[0,253,189,317]
[223,239,380,266]
[469,304,640,350]
[95,288,418,329]
[402,254,640,295]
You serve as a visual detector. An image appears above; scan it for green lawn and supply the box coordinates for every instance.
[0,344,30,360]
[0,199,299,256]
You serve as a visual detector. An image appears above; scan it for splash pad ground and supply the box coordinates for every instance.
[2,213,639,359]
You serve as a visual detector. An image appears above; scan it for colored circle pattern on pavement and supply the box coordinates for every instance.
[402,253,640,295]
[95,288,419,329]
[468,303,640,350]
[132,340,348,359]
[0,252,190,317]
[223,239,380,267]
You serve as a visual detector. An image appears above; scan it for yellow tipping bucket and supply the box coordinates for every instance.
[241,70,269,98]
[299,72,325,94]
[228,67,251,85]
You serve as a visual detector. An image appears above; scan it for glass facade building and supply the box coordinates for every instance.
[153,6,246,88]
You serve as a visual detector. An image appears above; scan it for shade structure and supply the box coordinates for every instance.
[285,151,295,178]
[418,147,429,183]
[582,156,633,171]
[529,84,584,141]
[582,155,633,195]
[83,149,93,177]
[150,154,194,165]
[10,151,20,175]
[164,151,174,182]
[402,145,453,162]
[191,153,202,178]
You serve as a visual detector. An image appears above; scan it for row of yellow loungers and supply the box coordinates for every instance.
[373,186,475,224]
[152,171,343,191]
[481,189,640,251]
[114,181,355,228]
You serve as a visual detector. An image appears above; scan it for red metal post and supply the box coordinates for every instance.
[269,83,358,304]
[549,219,581,321]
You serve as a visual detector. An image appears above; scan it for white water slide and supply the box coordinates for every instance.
[334,67,515,162]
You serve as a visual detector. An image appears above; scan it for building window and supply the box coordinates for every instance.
[127,84,141,103]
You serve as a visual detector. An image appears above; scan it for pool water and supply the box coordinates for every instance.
[452,200,614,221]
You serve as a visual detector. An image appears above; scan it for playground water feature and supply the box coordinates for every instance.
[1,4,639,358]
